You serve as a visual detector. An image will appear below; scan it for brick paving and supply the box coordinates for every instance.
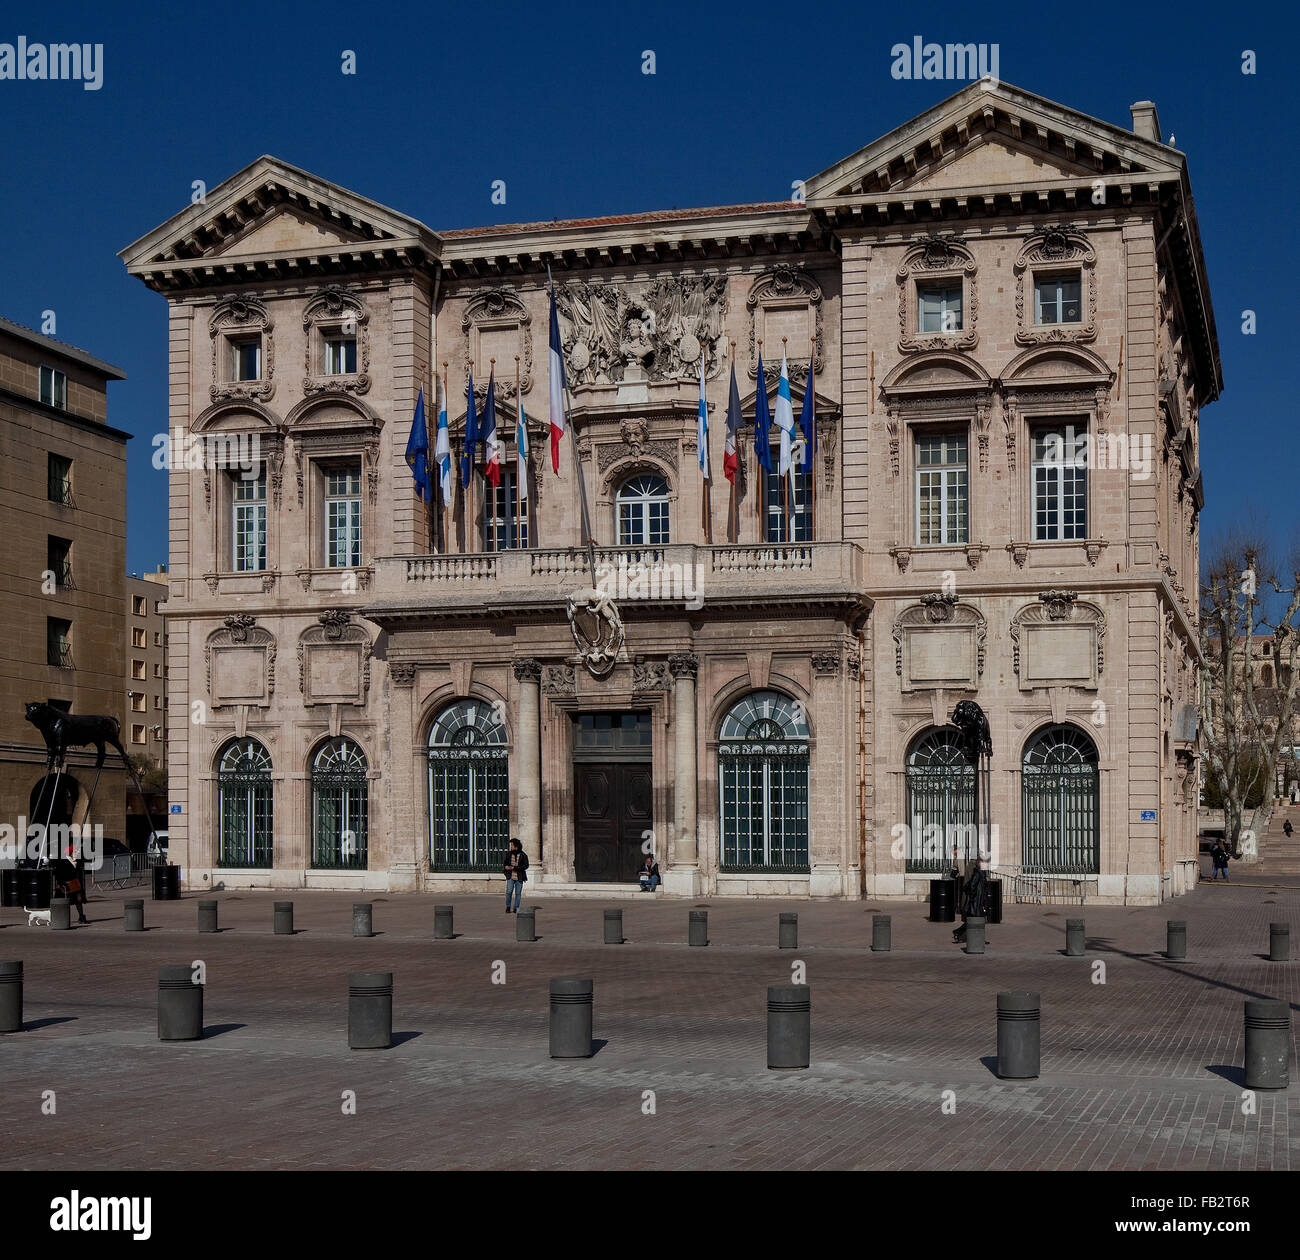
[0,881,1295,1170]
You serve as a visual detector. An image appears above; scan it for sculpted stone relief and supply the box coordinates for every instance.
[554,275,729,385]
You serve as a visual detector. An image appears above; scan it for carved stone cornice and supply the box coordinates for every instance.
[462,287,533,399]
[746,263,824,383]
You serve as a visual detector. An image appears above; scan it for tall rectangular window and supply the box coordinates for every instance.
[325,465,362,568]
[132,659,146,680]
[763,469,813,542]
[47,453,73,504]
[484,467,529,550]
[232,468,268,571]
[1033,427,1088,540]
[39,366,67,409]
[232,338,262,381]
[1034,273,1082,324]
[47,618,72,669]
[915,433,969,545]
[131,693,146,712]
[132,627,146,648]
[324,335,357,375]
[132,595,146,616]
[918,284,963,333]
[47,536,72,590]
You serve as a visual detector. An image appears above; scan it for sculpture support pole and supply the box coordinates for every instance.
[664,653,701,896]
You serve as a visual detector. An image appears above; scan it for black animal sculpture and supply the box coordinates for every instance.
[25,702,128,769]
[951,699,992,759]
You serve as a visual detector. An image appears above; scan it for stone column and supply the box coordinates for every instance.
[513,658,543,871]
[387,661,420,892]
[665,653,701,896]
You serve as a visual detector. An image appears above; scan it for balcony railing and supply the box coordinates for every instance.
[48,645,74,669]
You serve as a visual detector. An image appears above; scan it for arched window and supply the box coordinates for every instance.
[1022,725,1099,873]
[217,738,273,868]
[311,738,368,869]
[905,728,975,873]
[719,690,809,872]
[617,474,670,546]
[428,700,508,871]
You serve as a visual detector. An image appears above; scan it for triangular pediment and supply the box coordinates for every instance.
[119,154,441,287]
[805,80,1182,202]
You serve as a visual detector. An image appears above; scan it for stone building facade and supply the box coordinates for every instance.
[0,317,129,840]
[121,82,1219,903]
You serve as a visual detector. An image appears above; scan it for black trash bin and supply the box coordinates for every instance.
[929,879,955,923]
[0,868,20,907]
[985,879,1003,925]
[19,868,53,909]
[152,864,180,901]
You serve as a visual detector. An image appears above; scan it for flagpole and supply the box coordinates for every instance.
[808,333,817,541]
[781,337,790,545]
[547,267,597,578]
[701,359,712,546]
[756,338,764,543]
[727,339,737,544]
[487,357,496,550]
[442,361,450,554]
[467,358,475,554]
[514,354,522,549]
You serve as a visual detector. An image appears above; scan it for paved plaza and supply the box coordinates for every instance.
[0,879,1296,1171]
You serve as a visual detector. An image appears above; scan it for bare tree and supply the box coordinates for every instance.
[1199,536,1300,856]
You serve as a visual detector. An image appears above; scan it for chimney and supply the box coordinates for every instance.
[1130,100,1162,143]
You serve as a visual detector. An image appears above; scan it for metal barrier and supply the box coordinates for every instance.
[990,865,1097,906]
[87,852,161,892]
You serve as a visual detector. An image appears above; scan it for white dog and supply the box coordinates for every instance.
[26,908,51,927]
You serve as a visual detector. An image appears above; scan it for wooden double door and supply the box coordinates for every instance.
[574,762,653,882]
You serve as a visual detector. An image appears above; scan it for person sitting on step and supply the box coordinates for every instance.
[638,853,661,892]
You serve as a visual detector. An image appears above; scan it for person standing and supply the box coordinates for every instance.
[953,856,988,944]
[1209,839,1230,882]
[503,837,528,913]
[55,843,89,925]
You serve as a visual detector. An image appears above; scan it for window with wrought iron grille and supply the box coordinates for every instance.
[217,738,273,868]
[428,701,509,872]
[617,474,670,546]
[47,453,73,505]
[47,536,73,590]
[905,728,976,873]
[47,617,72,669]
[232,468,267,571]
[311,738,368,869]
[1032,426,1087,540]
[325,465,362,567]
[1022,725,1099,873]
[763,468,812,542]
[915,432,968,545]
[719,690,810,872]
[484,466,529,550]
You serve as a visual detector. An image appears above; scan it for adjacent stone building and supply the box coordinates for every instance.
[121,81,1219,903]
[0,317,129,840]
[124,566,168,839]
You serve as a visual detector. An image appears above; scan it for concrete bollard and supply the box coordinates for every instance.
[767,985,811,1069]
[0,961,22,1034]
[124,900,144,932]
[1269,922,1289,962]
[688,909,708,947]
[273,901,294,935]
[1244,999,1290,1090]
[516,906,536,942]
[1066,918,1085,957]
[1166,920,1187,961]
[964,916,986,954]
[778,912,798,950]
[348,972,393,1050]
[157,964,203,1041]
[996,991,1040,1079]
[49,898,71,931]
[603,908,623,945]
[549,977,594,1058]
[352,903,373,938]
[871,914,892,952]
[433,905,454,939]
[198,900,218,933]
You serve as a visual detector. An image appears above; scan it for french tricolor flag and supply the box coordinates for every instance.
[482,369,501,488]
[548,287,566,474]
[723,359,741,484]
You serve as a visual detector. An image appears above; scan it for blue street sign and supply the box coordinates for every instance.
[170,805,182,814]
[1140,810,1156,821]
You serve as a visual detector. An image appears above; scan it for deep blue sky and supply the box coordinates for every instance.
[1,0,1293,576]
